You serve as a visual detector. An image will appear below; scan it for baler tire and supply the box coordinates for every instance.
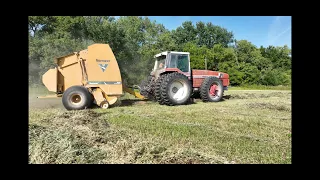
[160,72,191,106]
[62,86,93,110]
[200,76,224,102]
[154,74,166,105]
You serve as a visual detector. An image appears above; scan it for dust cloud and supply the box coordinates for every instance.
[29,90,64,109]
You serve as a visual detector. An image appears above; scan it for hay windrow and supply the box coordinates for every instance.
[246,102,291,112]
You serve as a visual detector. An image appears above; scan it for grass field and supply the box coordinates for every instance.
[29,86,291,164]
[228,85,291,90]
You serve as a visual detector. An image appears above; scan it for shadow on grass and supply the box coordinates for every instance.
[119,96,232,107]
[92,96,232,109]
[89,99,151,109]
[223,95,231,100]
[119,99,150,107]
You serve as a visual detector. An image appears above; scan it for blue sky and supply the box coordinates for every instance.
[116,16,291,48]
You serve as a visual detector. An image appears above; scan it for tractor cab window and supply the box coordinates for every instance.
[155,55,166,70]
[168,54,189,72]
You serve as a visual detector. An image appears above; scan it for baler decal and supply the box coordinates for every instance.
[98,64,108,72]
[88,81,121,85]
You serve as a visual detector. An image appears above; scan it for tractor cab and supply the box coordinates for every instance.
[152,51,191,78]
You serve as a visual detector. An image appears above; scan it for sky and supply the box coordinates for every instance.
[118,16,291,48]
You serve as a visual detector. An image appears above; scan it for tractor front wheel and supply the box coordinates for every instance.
[62,86,93,110]
[200,76,224,102]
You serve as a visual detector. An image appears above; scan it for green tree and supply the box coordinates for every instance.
[173,21,234,49]
[29,16,56,36]
[183,42,213,70]
[218,61,245,86]
[28,16,291,87]
[260,45,291,70]
[212,44,237,71]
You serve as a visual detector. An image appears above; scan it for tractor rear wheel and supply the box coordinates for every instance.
[62,86,93,110]
[160,72,191,106]
[200,76,224,102]
[139,75,155,100]
[154,74,167,105]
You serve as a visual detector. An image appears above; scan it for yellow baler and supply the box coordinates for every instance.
[40,43,144,110]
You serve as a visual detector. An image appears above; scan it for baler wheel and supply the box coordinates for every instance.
[100,101,109,109]
[62,86,93,110]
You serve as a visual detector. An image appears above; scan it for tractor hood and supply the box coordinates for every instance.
[192,70,229,79]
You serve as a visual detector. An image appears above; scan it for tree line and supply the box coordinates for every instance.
[29,16,291,86]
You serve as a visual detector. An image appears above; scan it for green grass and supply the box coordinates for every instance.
[29,88,291,164]
[229,84,291,90]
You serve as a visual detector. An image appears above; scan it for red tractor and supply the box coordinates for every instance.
[139,51,230,105]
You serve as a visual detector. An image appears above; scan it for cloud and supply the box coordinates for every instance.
[272,26,291,42]
[267,16,291,46]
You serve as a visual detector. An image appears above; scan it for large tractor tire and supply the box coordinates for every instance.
[62,86,93,110]
[200,76,224,102]
[154,74,167,105]
[160,72,192,106]
[139,75,155,100]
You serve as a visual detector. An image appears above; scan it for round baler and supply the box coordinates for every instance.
[40,44,125,110]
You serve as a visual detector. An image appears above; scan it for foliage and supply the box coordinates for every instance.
[29,16,291,86]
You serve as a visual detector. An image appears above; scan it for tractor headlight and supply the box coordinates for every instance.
[219,73,223,78]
